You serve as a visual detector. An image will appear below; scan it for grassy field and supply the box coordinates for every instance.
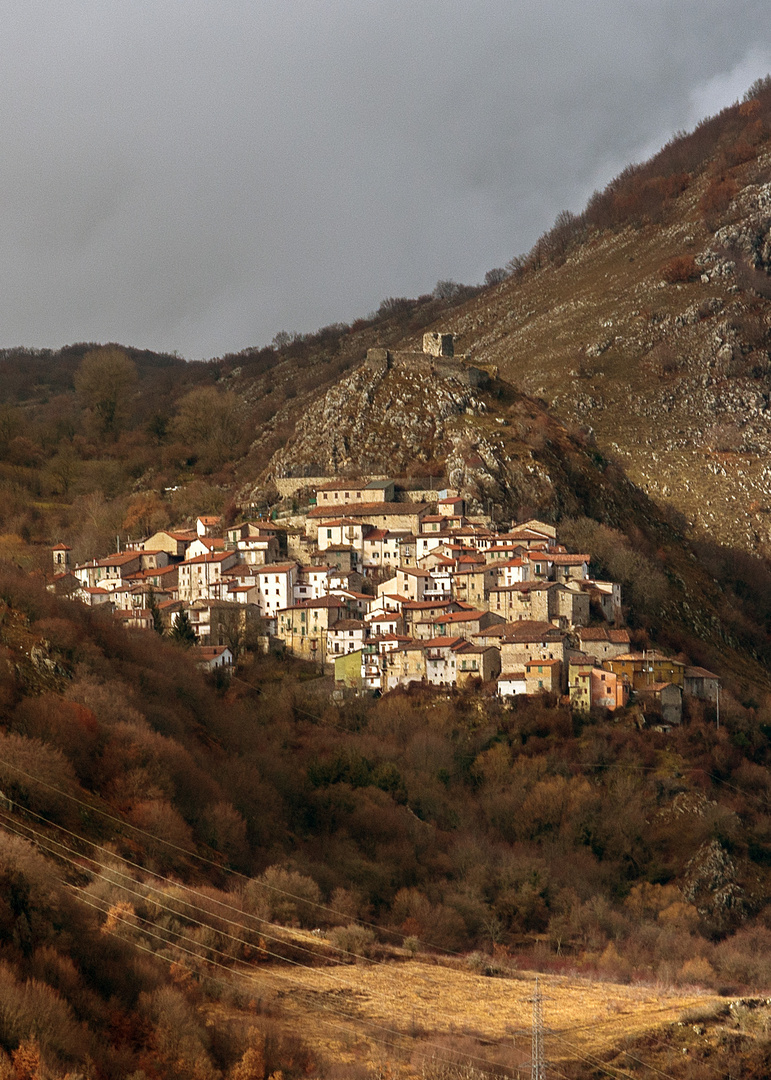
[249,955,718,1075]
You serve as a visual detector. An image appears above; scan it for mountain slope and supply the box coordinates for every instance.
[399,113,771,554]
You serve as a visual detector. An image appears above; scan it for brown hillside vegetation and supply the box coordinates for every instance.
[3,567,771,1074]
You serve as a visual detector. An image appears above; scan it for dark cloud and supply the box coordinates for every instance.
[1,1,770,357]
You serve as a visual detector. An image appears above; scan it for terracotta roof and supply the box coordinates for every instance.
[182,551,235,565]
[257,562,298,573]
[308,502,428,519]
[548,553,590,565]
[197,645,231,659]
[97,552,140,566]
[329,619,367,631]
[684,666,720,680]
[607,651,683,664]
[316,479,369,491]
[425,636,466,648]
[434,609,488,623]
[300,595,346,608]
[506,528,553,540]
[490,582,553,593]
[478,619,565,642]
[402,600,458,611]
[579,627,630,642]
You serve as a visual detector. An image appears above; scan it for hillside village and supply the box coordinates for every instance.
[46,330,721,727]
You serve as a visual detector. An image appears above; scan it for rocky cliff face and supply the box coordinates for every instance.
[266,362,483,480]
[261,355,666,532]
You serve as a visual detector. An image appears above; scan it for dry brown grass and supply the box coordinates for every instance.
[250,956,719,1074]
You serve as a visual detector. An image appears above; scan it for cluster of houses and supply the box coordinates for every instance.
[49,478,720,723]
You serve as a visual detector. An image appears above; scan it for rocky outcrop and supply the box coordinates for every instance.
[682,839,754,934]
[264,363,484,480]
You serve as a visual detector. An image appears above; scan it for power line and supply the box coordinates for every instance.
[0,804,528,1064]
[0,751,465,956]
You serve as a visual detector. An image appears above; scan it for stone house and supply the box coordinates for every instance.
[451,564,499,607]
[236,535,280,565]
[294,565,334,603]
[438,495,466,517]
[187,600,261,648]
[196,645,233,671]
[576,627,631,662]
[316,518,371,553]
[637,682,683,725]
[362,528,404,570]
[177,551,239,603]
[252,562,300,618]
[142,530,197,559]
[477,621,568,690]
[186,536,226,560]
[684,666,720,703]
[488,582,554,623]
[196,515,222,537]
[395,566,435,602]
[424,636,466,686]
[591,667,628,710]
[366,612,404,636]
[549,553,590,583]
[314,479,395,507]
[495,557,531,586]
[580,579,623,624]
[454,643,501,685]
[308,501,430,539]
[277,595,347,662]
[497,672,527,697]
[550,583,591,630]
[524,553,554,580]
[384,641,427,690]
[525,658,562,695]
[326,618,368,658]
[431,609,505,640]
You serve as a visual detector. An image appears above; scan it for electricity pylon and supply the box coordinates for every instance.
[531,976,545,1080]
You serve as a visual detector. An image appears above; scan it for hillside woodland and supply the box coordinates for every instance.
[5,79,771,1080]
[4,564,771,1079]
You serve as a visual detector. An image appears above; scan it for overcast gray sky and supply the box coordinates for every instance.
[1,1,770,359]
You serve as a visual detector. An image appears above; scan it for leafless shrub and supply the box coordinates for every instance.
[661,255,699,283]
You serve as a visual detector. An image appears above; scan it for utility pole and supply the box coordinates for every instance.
[531,976,545,1080]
